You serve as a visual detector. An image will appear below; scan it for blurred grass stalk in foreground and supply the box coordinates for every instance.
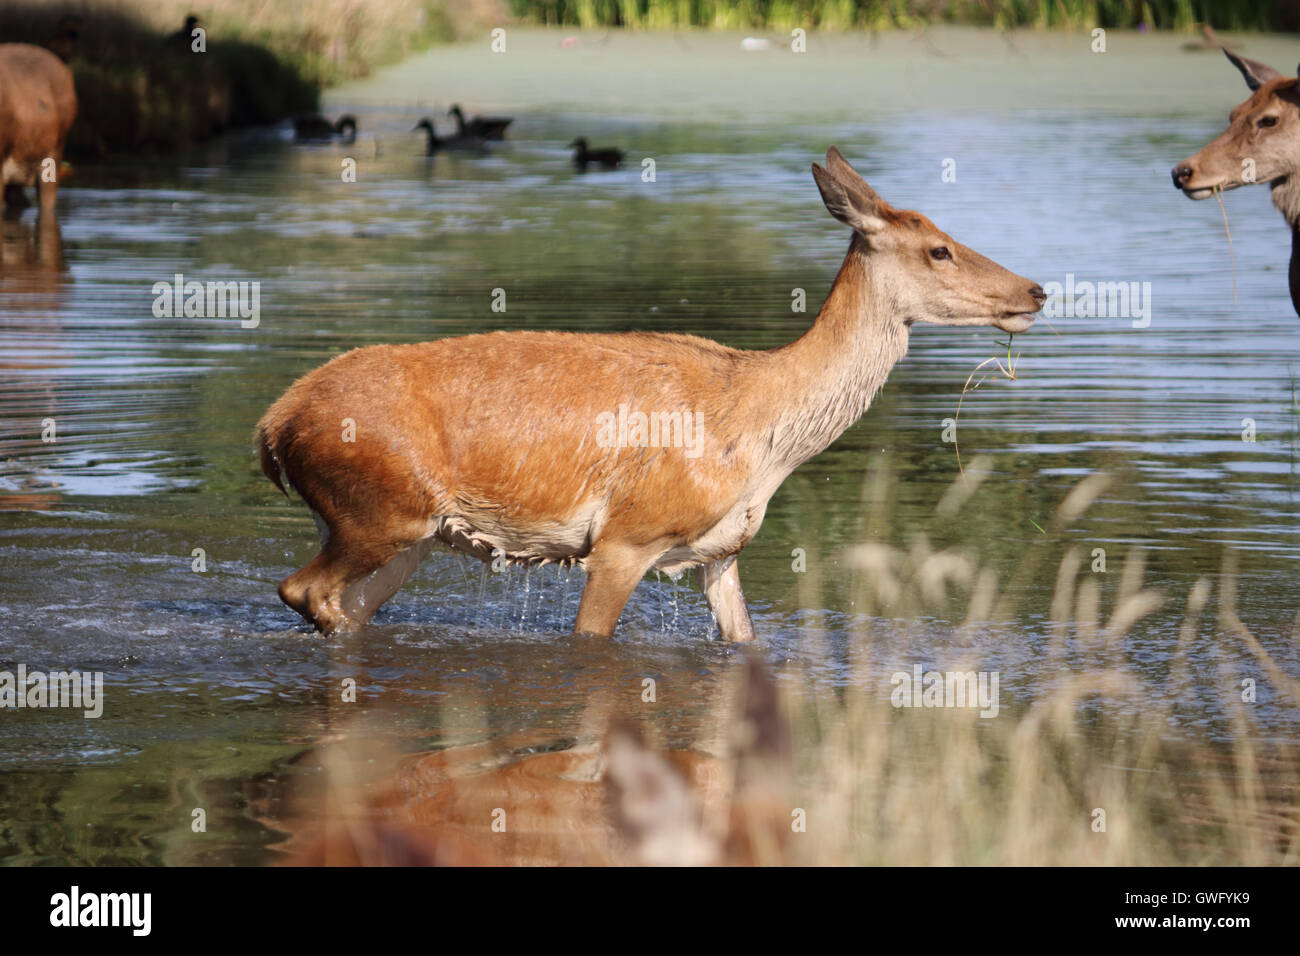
[785,460,1300,865]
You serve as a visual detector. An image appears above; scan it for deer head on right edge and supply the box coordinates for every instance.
[1172,49,1300,316]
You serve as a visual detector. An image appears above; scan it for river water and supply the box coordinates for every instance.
[1,27,1297,863]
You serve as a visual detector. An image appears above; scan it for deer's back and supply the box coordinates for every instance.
[261,330,770,554]
[0,45,77,177]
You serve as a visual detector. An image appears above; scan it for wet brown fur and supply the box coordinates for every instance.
[257,147,1042,638]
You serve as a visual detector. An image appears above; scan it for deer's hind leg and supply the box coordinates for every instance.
[279,512,432,634]
[339,536,439,625]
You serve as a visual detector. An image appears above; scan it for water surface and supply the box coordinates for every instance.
[1,28,1298,864]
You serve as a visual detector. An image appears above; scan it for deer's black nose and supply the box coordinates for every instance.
[1029,284,1046,307]
[1172,164,1193,188]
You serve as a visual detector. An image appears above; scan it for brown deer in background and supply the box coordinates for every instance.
[1172,49,1300,316]
[0,43,77,212]
[257,146,1044,639]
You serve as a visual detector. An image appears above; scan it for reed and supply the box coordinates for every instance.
[507,0,1281,31]
[780,463,1300,865]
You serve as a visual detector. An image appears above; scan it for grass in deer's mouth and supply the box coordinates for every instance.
[1213,184,1238,306]
[952,334,1020,476]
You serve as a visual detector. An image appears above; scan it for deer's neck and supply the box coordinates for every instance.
[759,238,910,471]
[1289,222,1300,318]
[1271,176,1300,229]
[1268,179,1300,315]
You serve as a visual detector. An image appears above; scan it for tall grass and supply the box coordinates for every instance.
[508,0,1283,31]
[782,462,1300,865]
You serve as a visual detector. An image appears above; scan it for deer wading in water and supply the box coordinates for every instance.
[0,43,77,211]
[256,147,1045,639]
[1173,49,1300,317]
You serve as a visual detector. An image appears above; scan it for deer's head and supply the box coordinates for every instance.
[812,147,1044,333]
[1172,50,1300,199]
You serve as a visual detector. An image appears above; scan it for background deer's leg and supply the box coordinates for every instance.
[3,184,28,213]
[697,556,755,643]
[37,147,62,212]
[37,173,58,212]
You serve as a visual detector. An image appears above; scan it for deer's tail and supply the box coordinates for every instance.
[256,420,289,498]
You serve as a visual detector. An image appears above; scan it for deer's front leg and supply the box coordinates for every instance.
[697,555,755,643]
[575,542,658,637]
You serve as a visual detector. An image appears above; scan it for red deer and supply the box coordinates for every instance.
[1172,49,1300,316]
[256,146,1044,639]
[0,43,77,212]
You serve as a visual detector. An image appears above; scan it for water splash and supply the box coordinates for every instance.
[519,566,533,631]
[655,570,665,633]
[669,578,680,634]
[475,562,489,626]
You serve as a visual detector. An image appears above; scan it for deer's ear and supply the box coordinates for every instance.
[825,146,882,204]
[1278,78,1300,107]
[813,162,887,236]
[826,145,854,174]
[1224,48,1281,91]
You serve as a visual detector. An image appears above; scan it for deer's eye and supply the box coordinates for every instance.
[1258,115,1279,128]
[929,246,951,261]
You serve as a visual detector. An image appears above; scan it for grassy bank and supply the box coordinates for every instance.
[3,1,1290,158]
[0,0,501,156]
[507,0,1291,31]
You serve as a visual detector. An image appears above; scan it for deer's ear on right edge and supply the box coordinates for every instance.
[812,163,888,236]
